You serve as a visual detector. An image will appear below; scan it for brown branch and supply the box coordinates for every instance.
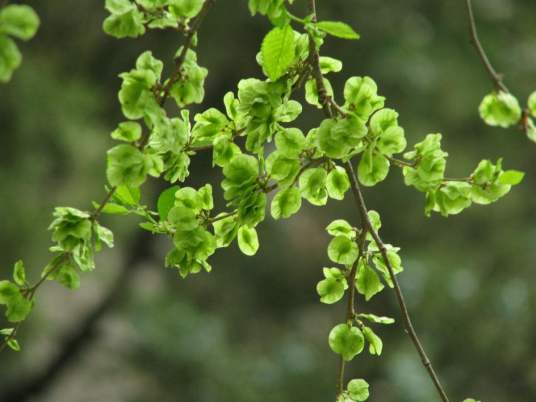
[465,0,509,93]
[306,1,451,400]
[343,162,451,402]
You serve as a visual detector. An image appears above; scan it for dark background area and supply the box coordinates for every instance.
[1,1,535,401]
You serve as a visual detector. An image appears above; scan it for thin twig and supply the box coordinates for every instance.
[343,162,451,402]
[306,1,451,400]
[465,0,509,93]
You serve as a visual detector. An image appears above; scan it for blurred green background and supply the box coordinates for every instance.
[1,1,535,401]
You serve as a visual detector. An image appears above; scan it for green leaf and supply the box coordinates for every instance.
[327,166,350,200]
[363,326,383,356]
[357,313,395,325]
[170,0,204,19]
[358,148,390,187]
[343,76,385,121]
[528,91,536,118]
[47,259,81,290]
[114,185,141,206]
[0,34,21,83]
[317,21,360,40]
[0,280,18,304]
[7,338,21,352]
[95,223,114,249]
[317,117,367,159]
[275,128,305,157]
[111,121,142,142]
[5,293,32,322]
[356,263,384,301]
[328,236,359,266]
[479,91,522,128]
[168,206,198,231]
[102,1,145,39]
[299,167,328,206]
[328,323,364,361]
[317,277,346,304]
[157,186,180,220]
[106,144,149,187]
[271,187,302,219]
[499,170,525,185]
[0,5,40,40]
[213,214,238,248]
[462,399,480,402]
[12,260,26,287]
[347,379,370,401]
[237,226,259,256]
[326,219,355,239]
[198,184,214,210]
[261,24,295,81]
[319,56,343,74]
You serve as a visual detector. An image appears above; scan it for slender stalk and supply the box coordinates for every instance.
[465,0,508,93]
[306,1,451,400]
[344,162,451,402]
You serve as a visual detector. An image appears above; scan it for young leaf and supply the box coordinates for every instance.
[12,260,26,287]
[357,313,395,325]
[157,186,180,220]
[0,35,22,83]
[328,323,364,361]
[317,277,346,304]
[347,379,370,401]
[237,226,259,256]
[0,5,40,40]
[499,170,525,185]
[356,263,384,301]
[328,236,359,266]
[363,326,383,356]
[271,187,302,219]
[317,21,360,40]
[261,24,295,81]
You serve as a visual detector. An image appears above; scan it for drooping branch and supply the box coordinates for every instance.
[343,162,451,402]
[306,1,451,400]
[0,0,217,354]
[465,0,508,93]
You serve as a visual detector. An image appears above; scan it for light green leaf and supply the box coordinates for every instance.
[261,24,295,81]
[357,313,395,325]
[327,166,350,200]
[111,121,142,142]
[347,379,370,401]
[299,167,328,206]
[0,34,21,83]
[328,323,364,361]
[0,5,40,40]
[7,338,20,352]
[363,326,383,356]
[358,148,390,187]
[528,91,536,118]
[106,144,149,187]
[326,219,355,239]
[317,21,360,40]
[271,187,302,219]
[317,277,346,304]
[479,91,521,128]
[237,226,259,256]
[499,170,525,185]
[157,186,180,220]
[356,263,384,301]
[328,236,359,266]
[12,260,26,287]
